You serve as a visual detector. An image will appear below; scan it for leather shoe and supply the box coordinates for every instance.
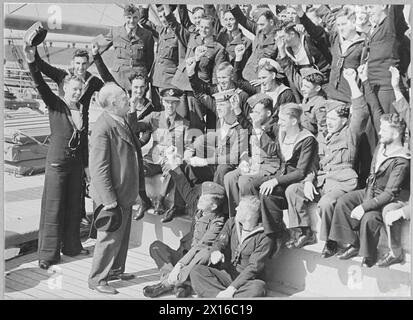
[337,245,359,260]
[134,200,153,221]
[153,200,166,215]
[174,284,192,298]
[294,233,317,249]
[161,207,183,223]
[108,273,135,281]
[39,260,51,270]
[377,252,403,268]
[321,240,338,258]
[93,284,119,295]
[362,257,376,268]
[78,248,90,256]
[143,282,174,298]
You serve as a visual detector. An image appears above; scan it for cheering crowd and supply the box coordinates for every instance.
[22,3,411,297]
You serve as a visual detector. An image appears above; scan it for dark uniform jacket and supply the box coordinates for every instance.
[166,12,228,91]
[28,61,88,168]
[273,130,319,187]
[301,94,327,138]
[179,211,225,267]
[366,5,410,87]
[211,218,272,290]
[307,93,370,193]
[34,50,104,168]
[233,60,296,116]
[204,4,253,70]
[188,61,252,123]
[100,24,154,90]
[236,113,282,175]
[278,34,331,103]
[169,165,224,253]
[231,5,279,81]
[141,12,180,89]
[299,12,365,103]
[137,111,190,162]
[362,145,410,213]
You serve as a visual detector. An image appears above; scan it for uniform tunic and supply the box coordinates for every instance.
[190,218,273,297]
[29,61,87,262]
[100,24,154,91]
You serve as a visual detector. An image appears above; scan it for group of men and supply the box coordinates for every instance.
[23,3,411,298]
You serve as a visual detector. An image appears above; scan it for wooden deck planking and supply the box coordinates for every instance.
[4,243,173,300]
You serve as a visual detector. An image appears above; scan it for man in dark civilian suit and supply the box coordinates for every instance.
[88,83,141,294]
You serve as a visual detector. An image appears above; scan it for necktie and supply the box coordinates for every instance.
[167,118,171,128]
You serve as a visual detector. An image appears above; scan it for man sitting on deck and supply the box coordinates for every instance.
[144,149,226,298]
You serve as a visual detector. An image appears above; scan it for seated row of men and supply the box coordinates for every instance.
[133,64,410,298]
[23,3,410,296]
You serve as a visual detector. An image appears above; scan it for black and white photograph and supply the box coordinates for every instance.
[2,2,412,301]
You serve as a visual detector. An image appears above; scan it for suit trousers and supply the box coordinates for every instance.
[224,168,268,217]
[88,205,132,287]
[38,162,83,262]
[329,189,383,258]
[190,265,266,298]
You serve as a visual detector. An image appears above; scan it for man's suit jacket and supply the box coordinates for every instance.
[89,111,140,208]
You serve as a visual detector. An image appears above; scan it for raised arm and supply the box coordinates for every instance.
[187,59,216,96]
[34,47,67,85]
[165,4,191,48]
[233,46,260,95]
[389,5,409,39]
[91,45,117,84]
[139,5,160,40]
[24,45,58,109]
[230,5,257,35]
[342,68,370,144]
[294,5,333,51]
[178,4,195,31]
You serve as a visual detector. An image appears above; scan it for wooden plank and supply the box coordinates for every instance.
[6,271,69,299]
[8,259,113,300]
[5,252,38,271]
[4,281,39,300]
[5,278,42,299]
[10,267,85,299]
